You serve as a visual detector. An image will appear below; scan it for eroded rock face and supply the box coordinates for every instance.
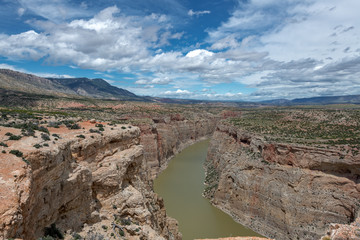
[138,113,218,178]
[0,122,181,240]
[204,123,360,240]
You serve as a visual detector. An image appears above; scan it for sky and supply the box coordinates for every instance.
[0,0,359,101]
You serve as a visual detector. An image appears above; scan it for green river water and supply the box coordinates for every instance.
[153,140,262,240]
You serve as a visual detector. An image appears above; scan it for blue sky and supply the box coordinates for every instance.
[0,0,360,101]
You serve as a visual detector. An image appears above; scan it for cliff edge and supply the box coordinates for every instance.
[204,110,360,240]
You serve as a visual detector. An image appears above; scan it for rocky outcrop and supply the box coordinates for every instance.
[138,113,218,178]
[0,122,181,239]
[322,217,360,239]
[204,123,360,240]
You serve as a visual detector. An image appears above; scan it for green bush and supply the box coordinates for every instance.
[52,134,60,138]
[0,142,8,147]
[70,123,81,130]
[33,144,42,149]
[10,150,23,157]
[41,133,50,141]
[9,135,22,140]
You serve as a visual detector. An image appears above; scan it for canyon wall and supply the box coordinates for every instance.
[204,122,360,240]
[137,113,218,178]
[0,112,218,239]
[0,123,181,239]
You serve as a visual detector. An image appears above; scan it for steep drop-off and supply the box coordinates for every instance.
[0,122,181,239]
[204,122,360,240]
[0,111,218,239]
[137,113,218,178]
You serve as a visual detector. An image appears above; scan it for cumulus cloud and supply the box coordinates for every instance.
[135,76,172,85]
[0,6,182,71]
[164,89,191,97]
[204,0,360,99]
[188,9,211,17]
[1,1,360,100]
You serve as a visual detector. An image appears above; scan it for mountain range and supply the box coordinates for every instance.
[1,68,360,106]
[0,69,144,101]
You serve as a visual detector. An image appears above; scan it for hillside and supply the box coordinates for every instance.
[47,77,142,101]
[261,95,360,105]
[0,69,144,101]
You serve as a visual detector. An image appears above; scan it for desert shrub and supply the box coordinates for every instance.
[89,129,100,134]
[9,135,22,140]
[0,142,8,147]
[70,123,81,130]
[47,121,60,128]
[33,144,42,149]
[77,135,85,139]
[10,150,23,157]
[41,133,50,141]
[52,133,60,138]
[38,126,49,134]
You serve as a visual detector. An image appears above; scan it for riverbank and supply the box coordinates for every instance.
[154,140,262,240]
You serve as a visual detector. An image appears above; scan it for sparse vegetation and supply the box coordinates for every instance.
[9,149,23,158]
[41,133,50,141]
[9,134,22,140]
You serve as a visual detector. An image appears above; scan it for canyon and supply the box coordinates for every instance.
[1,106,360,240]
[204,121,360,240]
[0,111,218,239]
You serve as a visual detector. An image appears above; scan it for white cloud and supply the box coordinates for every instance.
[186,49,213,58]
[203,0,360,100]
[0,63,74,78]
[17,8,25,17]
[1,2,360,100]
[35,73,75,78]
[18,0,90,22]
[164,89,191,96]
[188,9,211,17]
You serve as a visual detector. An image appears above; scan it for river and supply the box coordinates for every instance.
[154,140,262,240]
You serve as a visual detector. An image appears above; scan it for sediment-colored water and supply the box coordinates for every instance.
[154,140,262,240]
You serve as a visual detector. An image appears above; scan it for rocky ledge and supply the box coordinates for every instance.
[204,122,360,240]
[0,120,181,239]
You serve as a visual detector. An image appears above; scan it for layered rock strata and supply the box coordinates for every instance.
[204,123,360,240]
[138,113,218,178]
[0,122,181,239]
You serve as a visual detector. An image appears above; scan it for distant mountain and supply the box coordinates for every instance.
[0,69,75,97]
[47,77,142,101]
[0,69,144,101]
[261,95,360,106]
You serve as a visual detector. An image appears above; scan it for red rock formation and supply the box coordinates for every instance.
[0,123,181,239]
[205,123,360,240]
[137,113,218,178]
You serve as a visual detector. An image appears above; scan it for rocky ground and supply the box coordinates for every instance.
[204,108,360,240]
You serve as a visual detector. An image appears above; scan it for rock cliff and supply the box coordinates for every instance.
[0,121,181,239]
[137,113,218,178]
[204,122,360,240]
